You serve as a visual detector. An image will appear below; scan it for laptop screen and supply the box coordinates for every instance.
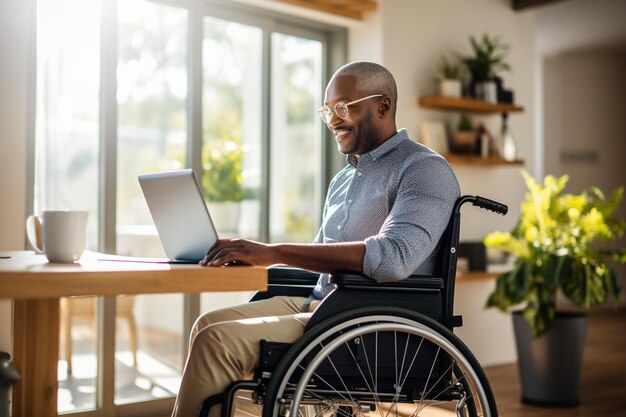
[138,169,218,262]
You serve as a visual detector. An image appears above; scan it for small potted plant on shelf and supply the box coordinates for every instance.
[451,114,476,154]
[437,55,462,98]
[462,34,510,103]
[483,171,625,406]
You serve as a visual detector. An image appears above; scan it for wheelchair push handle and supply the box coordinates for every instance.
[472,195,508,215]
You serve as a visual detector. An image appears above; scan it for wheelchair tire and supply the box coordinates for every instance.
[263,306,497,417]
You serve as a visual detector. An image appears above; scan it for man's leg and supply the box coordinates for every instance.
[172,296,311,417]
[188,296,308,352]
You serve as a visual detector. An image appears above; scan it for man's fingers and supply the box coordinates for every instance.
[200,238,262,267]
[209,249,235,265]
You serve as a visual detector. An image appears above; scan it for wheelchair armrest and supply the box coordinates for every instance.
[268,267,320,285]
[332,271,444,291]
[250,267,319,302]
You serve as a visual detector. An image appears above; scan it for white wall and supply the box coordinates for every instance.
[454,280,517,366]
[536,0,626,304]
[380,0,534,241]
[0,0,33,355]
[543,50,626,303]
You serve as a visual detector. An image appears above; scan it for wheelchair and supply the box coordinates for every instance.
[199,195,507,417]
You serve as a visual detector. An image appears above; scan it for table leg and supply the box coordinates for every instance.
[13,298,60,417]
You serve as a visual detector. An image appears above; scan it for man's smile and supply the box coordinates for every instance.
[333,128,352,141]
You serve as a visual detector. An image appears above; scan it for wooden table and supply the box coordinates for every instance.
[0,250,267,417]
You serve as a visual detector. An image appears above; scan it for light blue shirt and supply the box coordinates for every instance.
[312,129,460,299]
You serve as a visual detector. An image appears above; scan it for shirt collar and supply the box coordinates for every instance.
[346,128,409,167]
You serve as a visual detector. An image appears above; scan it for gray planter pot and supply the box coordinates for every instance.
[475,81,497,103]
[512,311,587,407]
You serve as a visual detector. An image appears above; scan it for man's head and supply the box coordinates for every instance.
[322,61,398,156]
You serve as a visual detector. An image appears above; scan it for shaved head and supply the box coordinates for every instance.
[330,61,398,114]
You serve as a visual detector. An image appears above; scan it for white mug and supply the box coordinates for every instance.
[26,210,88,262]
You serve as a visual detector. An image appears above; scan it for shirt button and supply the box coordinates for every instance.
[348,199,353,204]
[337,225,342,230]
[357,171,363,176]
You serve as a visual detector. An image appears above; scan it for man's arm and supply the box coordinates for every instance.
[200,239,365,274]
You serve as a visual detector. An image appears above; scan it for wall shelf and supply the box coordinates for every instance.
[444,154,524,166]
[419,96,524,114]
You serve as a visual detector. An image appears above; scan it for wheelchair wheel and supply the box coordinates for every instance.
[263,306,497,417]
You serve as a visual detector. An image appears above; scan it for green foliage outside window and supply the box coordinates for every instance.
[201,141,244,203]
[202,101,245,203]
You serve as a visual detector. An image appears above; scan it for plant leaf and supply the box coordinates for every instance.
[523,285,555,338]
[608,268,622,304]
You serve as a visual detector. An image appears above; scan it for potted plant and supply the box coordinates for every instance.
[462,34,510,103]
[451,114,476,154]
[437,56,462,98]
[484,171,625,406]
[202,140,244,231]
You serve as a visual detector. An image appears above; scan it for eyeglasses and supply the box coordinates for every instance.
[318,94,383,124]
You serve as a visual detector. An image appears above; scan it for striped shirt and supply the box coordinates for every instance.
[312,128,460,299]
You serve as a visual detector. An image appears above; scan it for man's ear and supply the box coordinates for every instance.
[378,96,392,117]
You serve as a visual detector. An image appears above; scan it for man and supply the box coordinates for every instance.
[172,61,459,417]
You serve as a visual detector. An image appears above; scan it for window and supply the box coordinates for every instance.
[270,33,324,242]
[35,0,101,411]
[115,1,188,406]
[32,0,345,414]
[202,16,262,239]
[116,0,188,257]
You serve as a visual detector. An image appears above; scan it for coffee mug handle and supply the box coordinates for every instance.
[26,215,44,254]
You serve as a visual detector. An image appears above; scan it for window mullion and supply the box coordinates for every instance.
[188,1,202,174]
[100,0,118,255]
[99,0,118,414]
[260,27,272,243]
[184,0,202,364]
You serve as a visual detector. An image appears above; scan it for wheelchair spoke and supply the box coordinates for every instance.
[355,332,386,417]
[380,330,411,417]
[397,330,410,388]
[321,343,358,405]
[381,334,424,417]
[295,363,352,404]
[415,346,441,410]
[415,361,458,415]
[399,336,424,390]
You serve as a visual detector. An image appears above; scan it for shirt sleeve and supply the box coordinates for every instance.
[362,155,460,282]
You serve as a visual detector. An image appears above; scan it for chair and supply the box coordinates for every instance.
[61,295,138,374]
[199,195,507,417]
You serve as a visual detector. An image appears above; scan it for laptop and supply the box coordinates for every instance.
[138,169,219,263]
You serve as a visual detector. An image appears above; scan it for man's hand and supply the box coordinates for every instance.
[200,239,275,267]
[200,239,366,273]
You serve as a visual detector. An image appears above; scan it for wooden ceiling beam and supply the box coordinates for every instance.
[272,0,378,20]
[318,0,377,11]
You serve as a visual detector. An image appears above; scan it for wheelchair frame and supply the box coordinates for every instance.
[198,195,507,417]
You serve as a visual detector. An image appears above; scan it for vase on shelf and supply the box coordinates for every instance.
[439,79,462,98]
[475,80,497,103]
[499,113,517,161]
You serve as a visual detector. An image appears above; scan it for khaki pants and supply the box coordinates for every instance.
[172,296,319,417]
